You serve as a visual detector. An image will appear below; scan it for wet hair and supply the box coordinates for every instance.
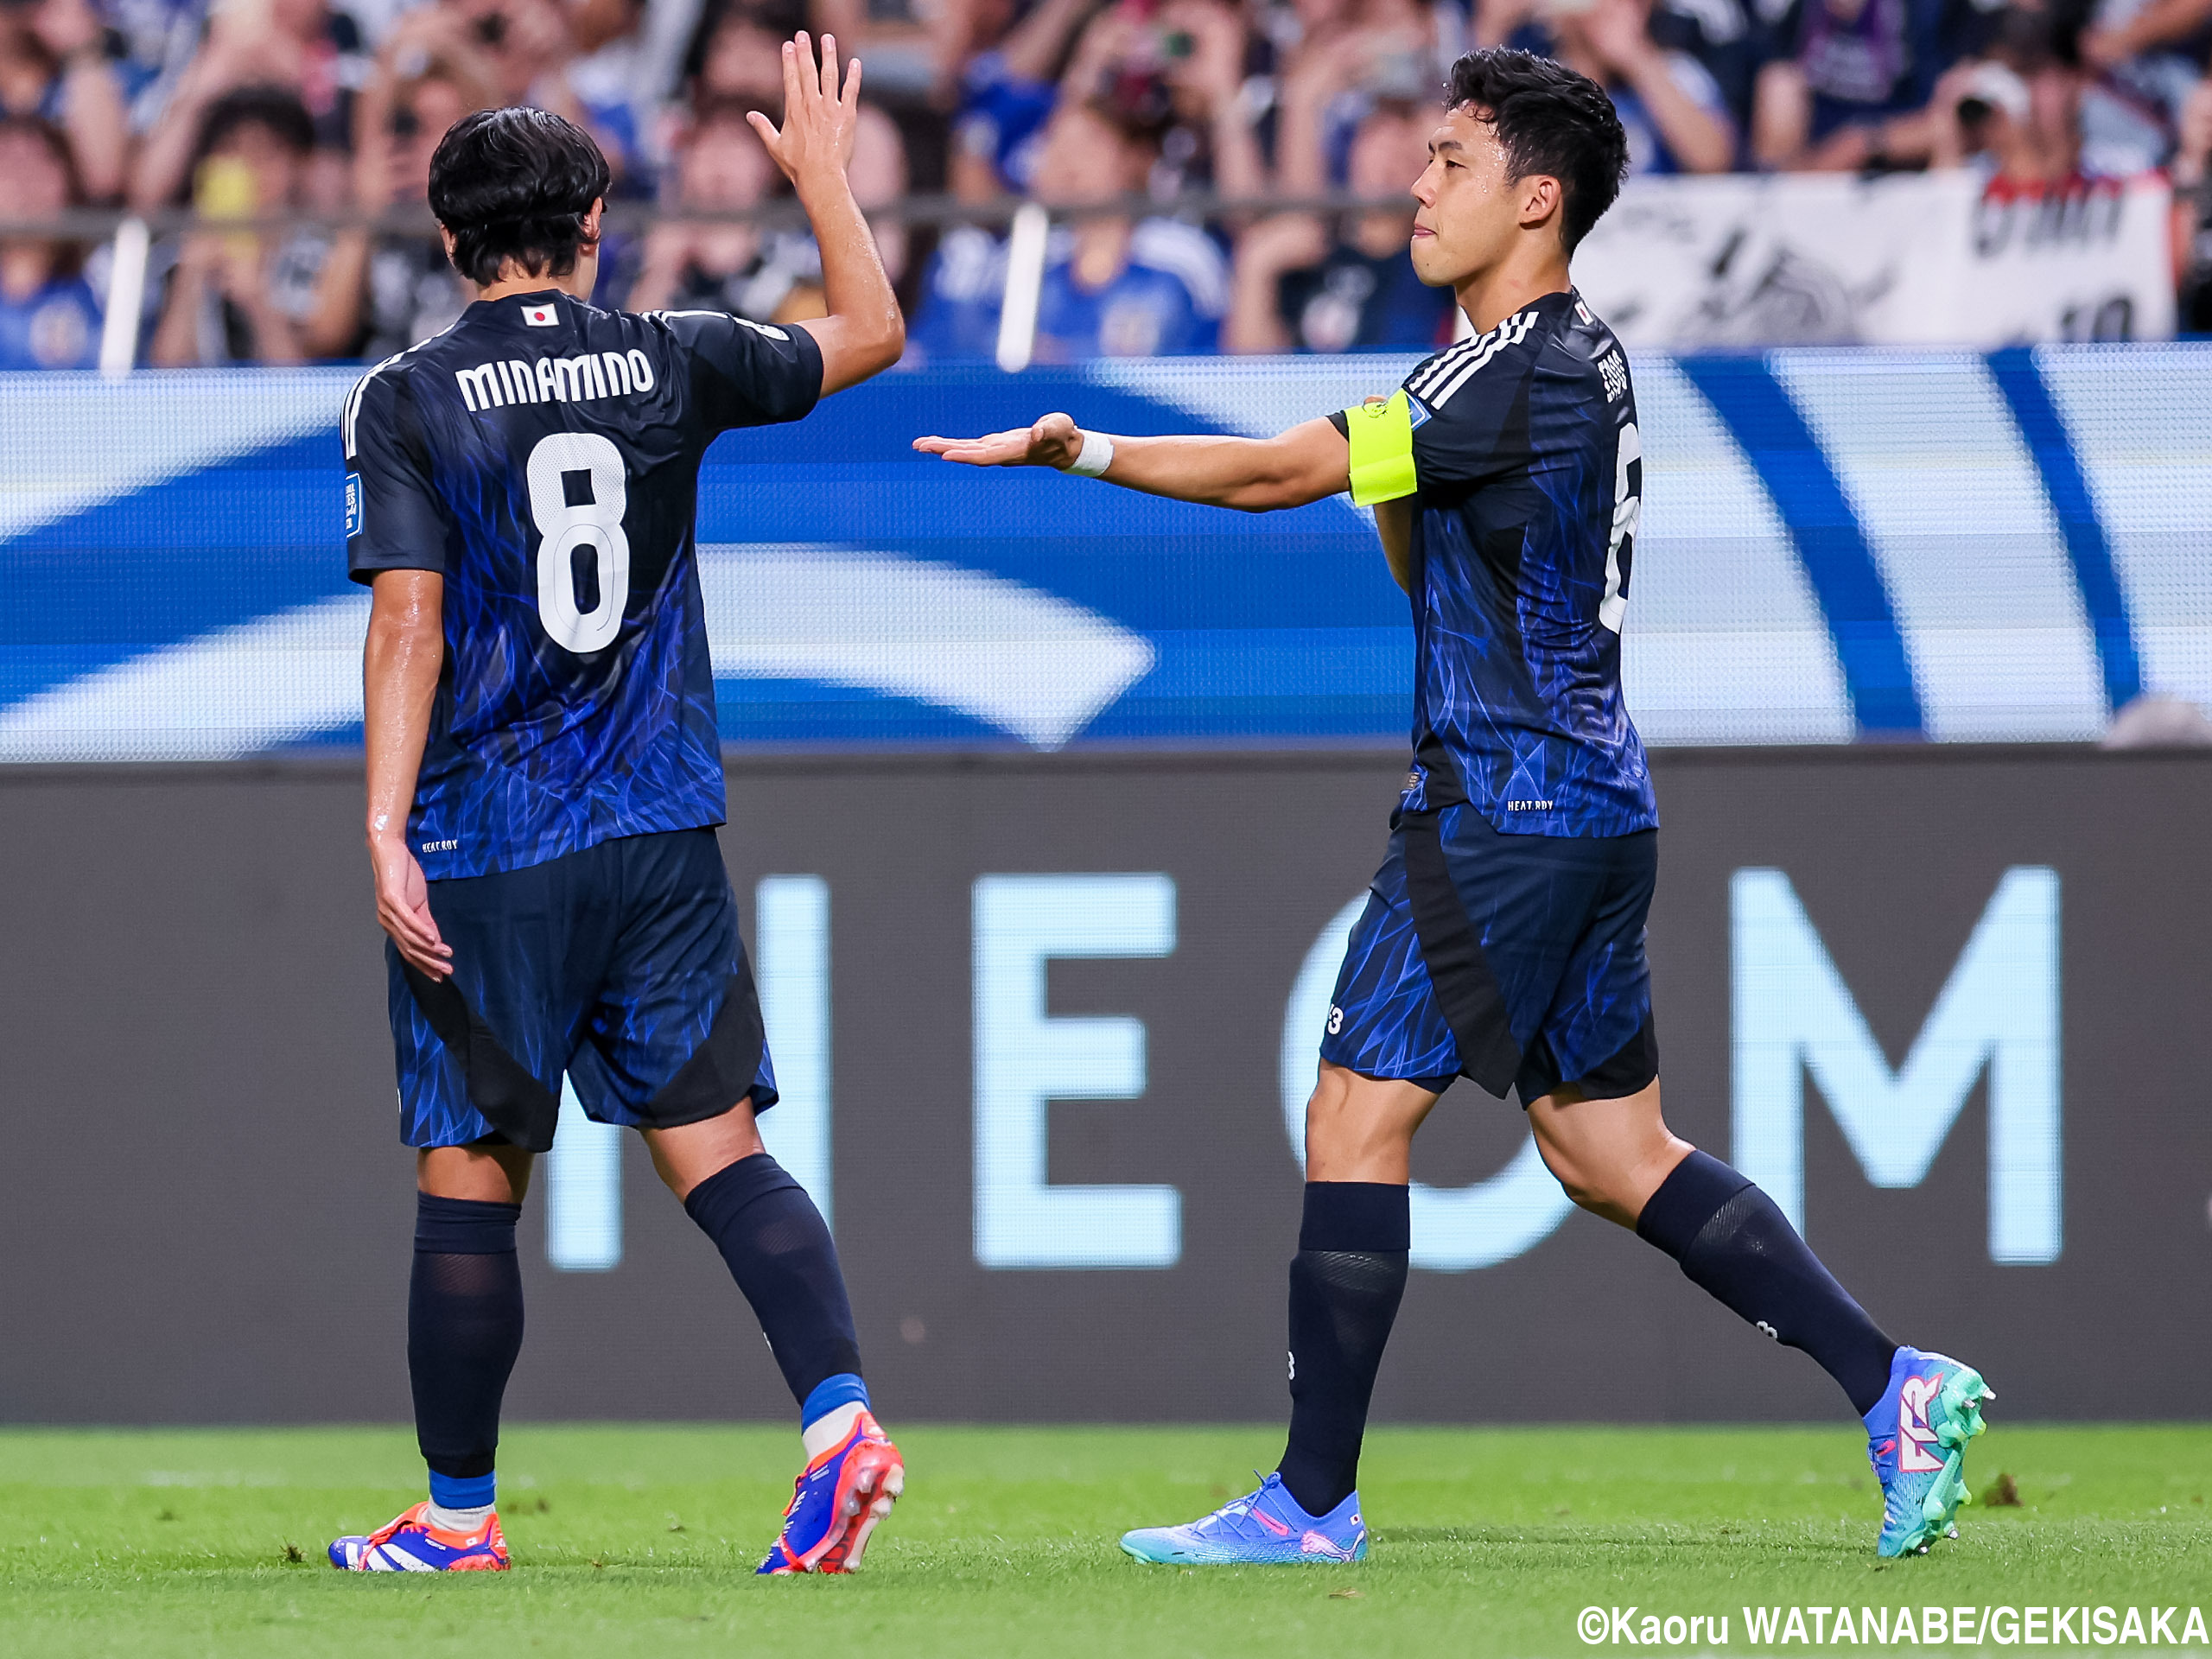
[429,106,613,286]
[1444,48,1630,253]
[195,85,316,166]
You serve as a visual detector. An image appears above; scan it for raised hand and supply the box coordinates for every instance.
[750,31,862,194]
[912,413,1084,469]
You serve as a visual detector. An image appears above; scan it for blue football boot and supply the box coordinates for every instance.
[1866,1346,1994,1557]
[757,1408,904,1574]
[1120,1472,1367,1567]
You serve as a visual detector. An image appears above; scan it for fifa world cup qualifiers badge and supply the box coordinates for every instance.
[345,473,364,539]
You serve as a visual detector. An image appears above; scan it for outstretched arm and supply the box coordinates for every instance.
[756,33,906,396]
[913,411,1351,513]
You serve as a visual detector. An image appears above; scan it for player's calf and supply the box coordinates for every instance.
[679,1153,907,1569]
[1633,1147,1901,1419]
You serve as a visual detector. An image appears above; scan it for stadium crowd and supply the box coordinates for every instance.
[0,0,2209,367]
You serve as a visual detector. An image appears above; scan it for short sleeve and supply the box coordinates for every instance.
[655,309,824,434]
[1333,334,1528,505]
[344,369,448,584]
[1401,315,1545,490]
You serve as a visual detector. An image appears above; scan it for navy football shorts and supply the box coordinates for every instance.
[388,828,778,1152]
[1318,805,1659,1105]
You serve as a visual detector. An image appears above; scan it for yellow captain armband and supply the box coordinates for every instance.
[1344,390,1418,507]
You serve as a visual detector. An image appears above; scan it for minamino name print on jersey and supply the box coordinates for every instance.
[454,349,658,412]
[346,291,824,879]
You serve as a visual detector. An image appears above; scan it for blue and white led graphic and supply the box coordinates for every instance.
[544,874,836,1271]
[971,873,1181,1270]
[548,862,2064,1274]
[3,346,2207,758]
[1732,867,2063,1265]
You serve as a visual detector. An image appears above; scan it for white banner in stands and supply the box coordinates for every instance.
[1575,170,2175,348]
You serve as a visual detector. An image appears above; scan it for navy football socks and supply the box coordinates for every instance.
[1637,1149,1897,1416]
[410,1192,525,1510]
[1276,1181,1410,1519]
[683,1153,864,1410]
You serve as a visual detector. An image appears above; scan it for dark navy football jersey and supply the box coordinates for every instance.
[344,290,823,879]
[1340,288,1656,838]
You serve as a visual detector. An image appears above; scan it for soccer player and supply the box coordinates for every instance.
[917,48,1992,1564]
[330,38,906,1575]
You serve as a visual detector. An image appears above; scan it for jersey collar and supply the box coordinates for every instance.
[466,289,571,332]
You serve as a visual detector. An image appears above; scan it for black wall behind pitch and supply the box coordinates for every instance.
[1,748,2205,1424]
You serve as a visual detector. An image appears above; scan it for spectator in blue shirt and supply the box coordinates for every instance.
[913,95,1230,361]
[0,115,102,369]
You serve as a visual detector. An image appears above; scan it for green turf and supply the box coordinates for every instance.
[3,1424,2208,1656]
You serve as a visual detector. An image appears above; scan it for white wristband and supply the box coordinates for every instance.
[1060,429,1115,479]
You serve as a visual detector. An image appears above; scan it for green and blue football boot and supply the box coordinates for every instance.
[1866,1345,1994,1557]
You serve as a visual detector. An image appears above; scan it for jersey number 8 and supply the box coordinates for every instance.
[526,431,632,654]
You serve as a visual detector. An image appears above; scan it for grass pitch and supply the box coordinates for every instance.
[2,1423,2207,1656]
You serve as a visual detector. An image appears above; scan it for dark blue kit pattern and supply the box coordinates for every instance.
[1319,805,1659,1104]
[346,293,822,1148]
[1391,288,1656,839]
[1320,289,1661,1103]
[343,292,822,881]
[390,829,778,1152]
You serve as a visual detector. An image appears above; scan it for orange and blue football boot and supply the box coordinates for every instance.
[757,1409,904,1574]
[328,1503,511,1572]
[1866,1346,1994,1557]
[1121,1473,1367,1566]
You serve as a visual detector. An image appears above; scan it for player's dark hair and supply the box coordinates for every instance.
[429,107,613,287]
[1444,48,1630,253]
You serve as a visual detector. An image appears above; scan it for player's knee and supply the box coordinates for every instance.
[643,1097,767,1200]
[1303,1065,1427,1179]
